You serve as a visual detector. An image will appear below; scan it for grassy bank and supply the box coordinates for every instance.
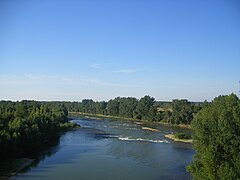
[69,112,192,129]
[164,134,193,143]
[69,112,141,121]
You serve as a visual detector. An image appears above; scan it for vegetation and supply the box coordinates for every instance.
[1,93,239,179]
[0,158,34,178]
[135,96,156,120]
[119,97,138,118]
[174,132,192,140]
[170,100,193,124]
[187,94,240,179]
[0,100,78,161]
[61,95,204,125]
[164,134,193,143]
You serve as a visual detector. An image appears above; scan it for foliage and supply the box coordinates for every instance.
[59,96,203,124]
[174,132,192,139]
[170,99,194,124]
[95,101,107,115]
[187,94,240,180]
[59,122,79,131]
[119,97,138,118]
[107,97,120,116]
[0,100,76,161]
[81,99,96,114]
[134,96,156,120]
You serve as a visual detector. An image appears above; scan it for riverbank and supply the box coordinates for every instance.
[0,119,79,180]
[0,158,34,179]
[69,112,192,129]
[164,134,193,143]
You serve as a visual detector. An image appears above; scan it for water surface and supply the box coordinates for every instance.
[12,117,194,180]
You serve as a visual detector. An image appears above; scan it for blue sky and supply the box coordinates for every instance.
[0,0,240,101]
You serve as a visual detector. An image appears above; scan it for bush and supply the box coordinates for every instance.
[174,132,191,139]
[58,122,80,131]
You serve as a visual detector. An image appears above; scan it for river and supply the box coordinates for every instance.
[12,116,194,180]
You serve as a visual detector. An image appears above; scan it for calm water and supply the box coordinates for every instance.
[12,117,194,180]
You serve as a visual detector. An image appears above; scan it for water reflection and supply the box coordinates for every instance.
[13,117,194,180]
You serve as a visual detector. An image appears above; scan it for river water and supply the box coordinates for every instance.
[12,116,194,180]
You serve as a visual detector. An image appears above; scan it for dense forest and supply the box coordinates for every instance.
[0,101,78,161]
[60,95,205,125]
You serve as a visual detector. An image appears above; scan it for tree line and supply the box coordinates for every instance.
[60,95,205,125]
[0,100,78,161]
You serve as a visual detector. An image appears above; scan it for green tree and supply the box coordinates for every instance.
[81,99,96,114]
[171,99,193,124]
[135,95,156,120]
[95,101,107,115]
[187,94,240,180]
[119,97,138,118]
[0,100,77,161]
[107,97,120,116]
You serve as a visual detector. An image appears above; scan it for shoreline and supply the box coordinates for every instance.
[0,158,34,179]
[164,134,193,143]
[1,122,78,180]
[69,112,192,129]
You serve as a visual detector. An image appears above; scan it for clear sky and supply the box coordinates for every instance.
[0,0,240,102]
